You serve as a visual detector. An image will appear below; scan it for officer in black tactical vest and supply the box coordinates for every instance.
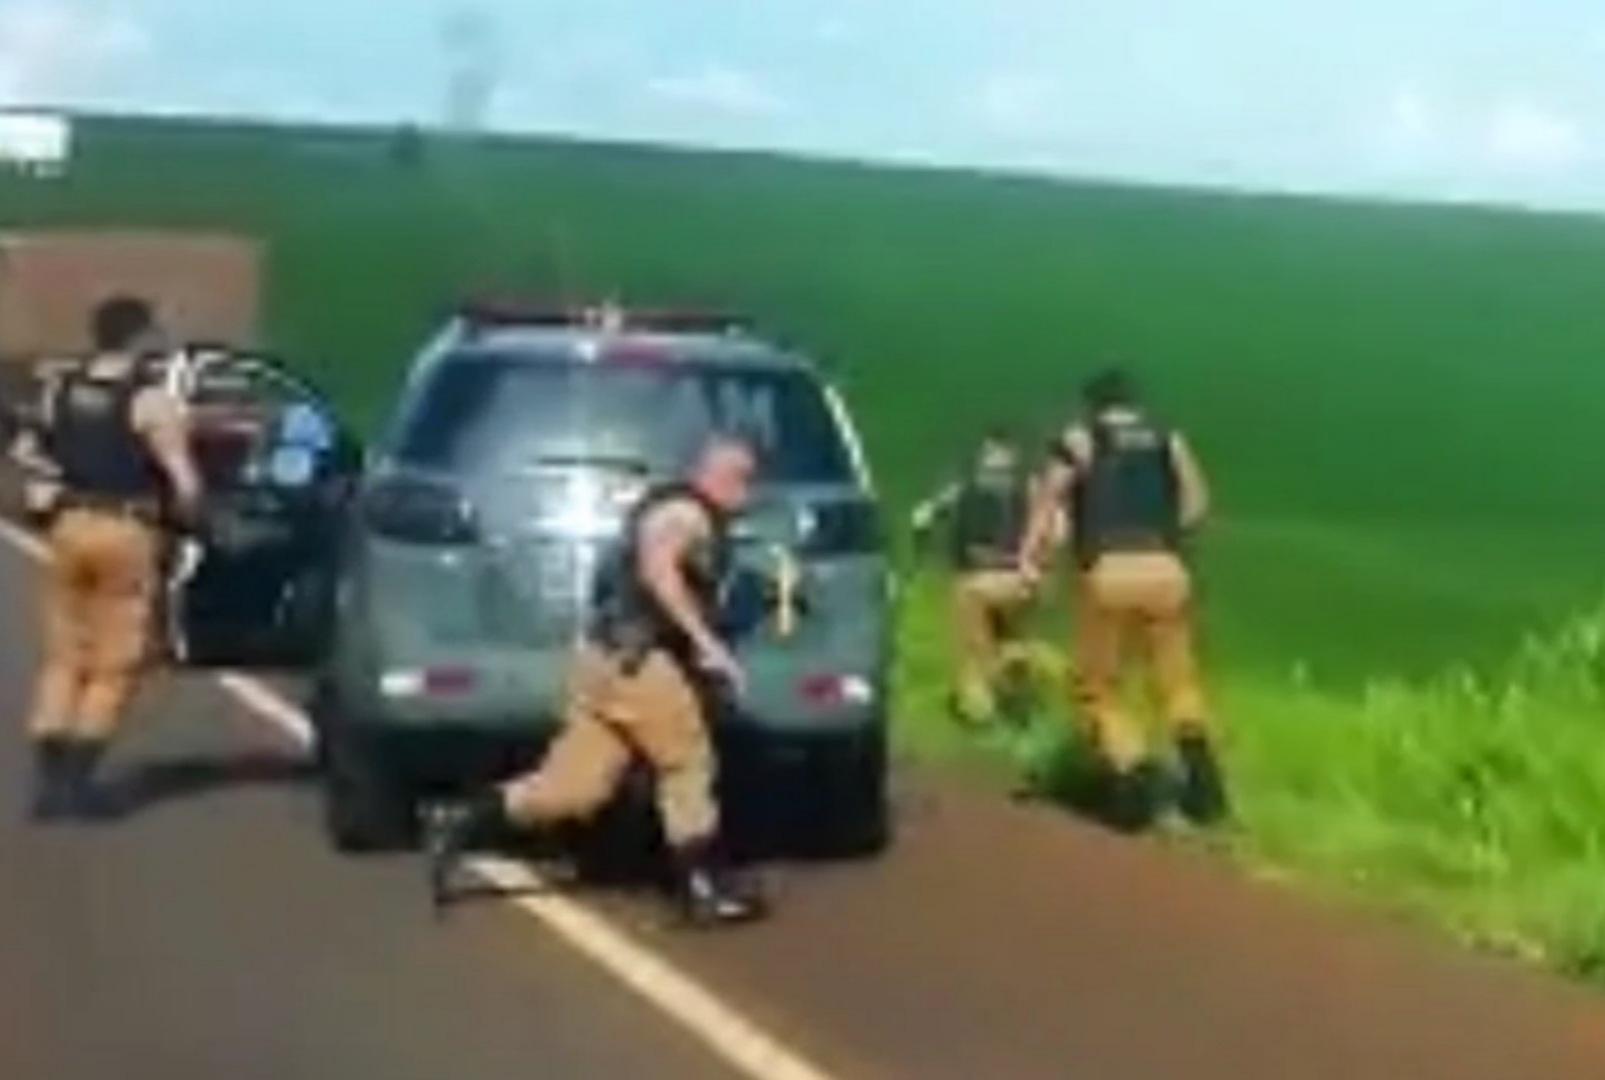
[22,297,202,821]
[425,432,767,926]
[912,429,1040,723]
[1023,368,1227,831]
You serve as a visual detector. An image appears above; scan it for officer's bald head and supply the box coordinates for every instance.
[689,432,760,514]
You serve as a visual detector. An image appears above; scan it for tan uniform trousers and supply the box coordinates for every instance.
[1073,551,1210,770]
[952,569,1034,718]
[27,508,160,742]
[503,644,719,848]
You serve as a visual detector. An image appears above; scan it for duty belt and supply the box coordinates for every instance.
[1080,531,1175,567]
[60,492,161,522]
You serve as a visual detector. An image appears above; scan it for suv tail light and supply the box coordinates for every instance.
[797,673,876,709]
[799,499,883,557]
[363,475,479,545]
[381,665,480,699]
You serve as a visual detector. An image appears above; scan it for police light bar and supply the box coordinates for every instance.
[458,296,752,336]
[617,309,753,335]
[458,296,581,328]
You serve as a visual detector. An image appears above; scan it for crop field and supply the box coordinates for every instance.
[8,114,1605,977]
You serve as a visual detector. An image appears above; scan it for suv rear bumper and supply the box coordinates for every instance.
[318,708,888,854]
[330,649,886,739]
[329,713,884,787]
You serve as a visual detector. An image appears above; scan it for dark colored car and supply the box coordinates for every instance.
[9,345,359,665]
[161,346,361,666]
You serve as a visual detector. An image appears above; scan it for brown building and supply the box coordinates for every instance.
[0,230,262,360]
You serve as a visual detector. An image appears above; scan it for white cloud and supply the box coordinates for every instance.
[1370,84,1591,195]
[647,64,788,118]
[1484,99,1585,170]
[0,0,149,104]
[971,71,1062,141]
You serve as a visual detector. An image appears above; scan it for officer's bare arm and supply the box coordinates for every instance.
[9,428,57,477]
[1021,456,1074,571]
[133,388,202,511]
[638,501,722,656]
[1021,427,1089,569]
[909,482,961,531]
[1172,434,1211,531]
[10,376,60,475]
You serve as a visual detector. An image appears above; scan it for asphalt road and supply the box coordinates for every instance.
[5,529,1605,1079]
[0,540,744,1080]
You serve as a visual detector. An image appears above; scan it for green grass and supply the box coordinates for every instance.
[896,568,1605,976]
[1227,623,1605,979]
[9,113,1605,981]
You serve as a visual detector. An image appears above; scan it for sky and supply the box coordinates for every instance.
[3,0,1605,212]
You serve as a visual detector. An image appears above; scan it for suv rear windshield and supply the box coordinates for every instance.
[391,353,857,485]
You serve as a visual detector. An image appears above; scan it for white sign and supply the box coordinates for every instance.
[0,112,71,176]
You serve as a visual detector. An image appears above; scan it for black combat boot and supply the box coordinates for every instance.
[672,838,768,928]
[27,737,73,823]
[1175,732,1229,827]
[423,790,510,915]
[60,740,117,822]
[1100,762,1160,834]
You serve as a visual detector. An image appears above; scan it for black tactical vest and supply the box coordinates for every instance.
[1070,413,1180,567]
[590,483,732,660]
[47,367,162,501]
[949,464,1031,572]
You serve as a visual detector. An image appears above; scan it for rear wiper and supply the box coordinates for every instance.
[521,454,651,476]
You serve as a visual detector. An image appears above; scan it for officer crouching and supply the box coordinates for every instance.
[426,432,768,927]
[23,297,202,821]
[912,428,1039,725]
[1023,368,1228,832]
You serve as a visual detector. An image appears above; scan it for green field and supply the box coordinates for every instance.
[7,114,1605,977]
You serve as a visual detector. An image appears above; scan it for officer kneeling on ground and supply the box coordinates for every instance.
[1021,367,1228,832]
[911,428,1039,724]
[22,297,202,821]
[426,432,768,927]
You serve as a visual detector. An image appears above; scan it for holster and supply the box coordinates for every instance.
[591,618,657,677]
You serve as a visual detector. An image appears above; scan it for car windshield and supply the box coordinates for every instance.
[391,353,856,484]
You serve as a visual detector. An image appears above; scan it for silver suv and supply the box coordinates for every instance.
[314,303,891,857]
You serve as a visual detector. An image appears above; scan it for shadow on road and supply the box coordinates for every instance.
[107,752,316,819]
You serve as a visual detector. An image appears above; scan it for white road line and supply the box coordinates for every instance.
[215,672,314,742]
[474,856,832,1080]
[0,517,48,560]
[0,516,838,1080]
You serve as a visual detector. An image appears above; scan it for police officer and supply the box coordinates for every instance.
[912,428,1038,724]
[426,432,767,926]
[24,297,202,821]
[1022,368,1227,831]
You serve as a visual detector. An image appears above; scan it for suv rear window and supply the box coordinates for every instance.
[390,353,857,485]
